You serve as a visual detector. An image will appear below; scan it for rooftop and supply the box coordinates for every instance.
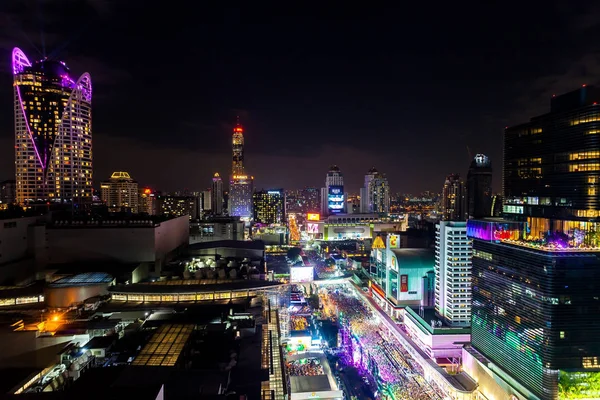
[48,273,113,288]
[109,279,281,294]
[132,324,193,367]
[188,240,265,251]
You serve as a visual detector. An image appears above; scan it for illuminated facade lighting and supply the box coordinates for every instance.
[253,189,285,224]
[12,47,93,205]
[229,118,253,219]
[100,172,138,213]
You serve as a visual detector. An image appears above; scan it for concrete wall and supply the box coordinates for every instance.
[46,216,189,273]
[0,216,39,266]
[154,216,189,265]
[403,315,469,359]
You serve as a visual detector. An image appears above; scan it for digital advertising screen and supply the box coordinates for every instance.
[307,213,320,221]
[307,223,319,233]
[328,185,344,214]
[290,266,314,283]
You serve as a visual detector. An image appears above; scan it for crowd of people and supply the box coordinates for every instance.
[322,284,445,400]
[287,358,325,376]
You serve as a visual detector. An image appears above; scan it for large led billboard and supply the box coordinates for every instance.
[307,223,319,233]
[290,266,314,283]
[328,185,344,214]
[307,213,320,221]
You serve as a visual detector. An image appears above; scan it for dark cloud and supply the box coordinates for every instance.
[2,1,600,194]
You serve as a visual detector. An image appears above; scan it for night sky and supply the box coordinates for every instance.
[1,1,600,194]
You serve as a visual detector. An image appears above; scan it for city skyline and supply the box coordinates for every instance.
[2,3,600,193]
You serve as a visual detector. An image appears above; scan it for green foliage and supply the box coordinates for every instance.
[559,370,600,399]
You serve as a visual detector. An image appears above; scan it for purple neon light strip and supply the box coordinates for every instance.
[15,85,45,169]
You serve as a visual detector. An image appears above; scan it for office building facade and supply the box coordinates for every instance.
[211,172,223,215]
[253,189,285,224]
[360,167,390,214]
[139,188,157,215]
[321,165,345,216]
[442,174,466,221]
[12,48,92,205]
[434,221,471,327]
[100,172,138,213]
[467,87,600,400]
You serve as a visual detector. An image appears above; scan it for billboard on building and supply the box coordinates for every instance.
[389,234,399,248]
[400,274,408,292]
[307,223,319,233]
[307,213,320,221]
[327,185,344,214]
[290,266,314,283]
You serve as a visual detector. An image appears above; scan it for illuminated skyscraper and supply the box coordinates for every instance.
[321,165,345,216]
[253,189,285,224]
[229,119,253,219]
[12,47,92,205]
[441,174,466,221]
[434,221,471,327]
[100,172,138,213]
[232,117,244,176]
[360,167,390,214]
[467,87,600,400]
[211,172,223,215]
[139,188,157,215]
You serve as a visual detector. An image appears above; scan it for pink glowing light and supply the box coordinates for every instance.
[76,73,92,103]
[12,48,31,74]
[13,48,45,169]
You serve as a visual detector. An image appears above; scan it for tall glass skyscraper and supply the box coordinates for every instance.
[12,47,92,205]
[442,173,466,221]
[466,154,492,219]
[468,86,600,400]
[229,119,253,219]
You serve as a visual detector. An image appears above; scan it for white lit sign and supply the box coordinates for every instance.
[290,266,314,283]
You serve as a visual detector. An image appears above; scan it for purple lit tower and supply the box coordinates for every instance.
[12,47,92,205]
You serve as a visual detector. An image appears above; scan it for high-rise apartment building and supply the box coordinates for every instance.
[229,119,253,219]
[139,188,157,215]
[467,86,600,400]
[441,174,466,221]
[12,48,92,205]
[100,172,139,213]
[321,165,344,216]
[159,195,199,220]
[253,189,285,224]
[434,221,471,327]
[201,189,212,213]
[360,167,390,214]
[211,173,223,215]
[467,154,492,219]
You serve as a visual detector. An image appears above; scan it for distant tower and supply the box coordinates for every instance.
[229,118,253,219]
[467,154,492,219]
[232,117,244,176]
[12,47,93,205]
[100,172,138,213]
[321,165,344,216]
[360,167,390,214]
[442,174,466,221]
[212,172,223,215]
